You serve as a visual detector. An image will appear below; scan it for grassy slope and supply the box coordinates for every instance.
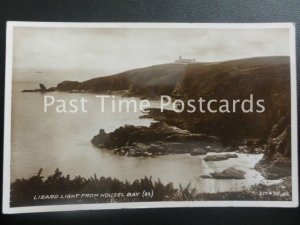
[172,56,291,139]
[179,56,290,100]
[79,63,187,93]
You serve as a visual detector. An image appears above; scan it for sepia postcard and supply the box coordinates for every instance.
[2,22,298,213]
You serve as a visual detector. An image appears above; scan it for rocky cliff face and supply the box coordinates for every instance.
[174,57,291,179]
[55,56,292,179]
[254,115,291,179]
[144,57,291,179]
[174,56,290,140]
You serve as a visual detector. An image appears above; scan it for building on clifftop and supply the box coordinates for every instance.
[174,56,196,64]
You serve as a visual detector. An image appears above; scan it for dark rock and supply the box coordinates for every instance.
[165,143,190,153]
[190,148,207,156]
[204,155,228,161]
[91,122,221,156]
[91,129,108,146]
[39,84,47,92]
[203,153,238,161]
[147,143,166,154]
[203,155,228,161]
[255,116,291,179]
[226,154,238,158]
[200,175,212,179]
[255,152,291,180]
[56,81,82,91]
[210,167,246,179]
[244,138,263,148]
[22,84,56,93]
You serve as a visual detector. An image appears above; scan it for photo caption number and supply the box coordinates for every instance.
[142,190,154,198]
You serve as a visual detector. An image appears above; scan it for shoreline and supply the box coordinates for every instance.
[18,82,292,188]
[20,86,292,181]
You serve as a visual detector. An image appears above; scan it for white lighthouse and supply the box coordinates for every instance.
[174,56,196,64]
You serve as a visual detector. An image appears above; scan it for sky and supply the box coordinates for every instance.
[12,26,290,82]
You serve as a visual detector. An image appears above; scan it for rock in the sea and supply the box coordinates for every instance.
[203,153,238,161]
[39,84,47,92]
[190,148,207,156]
[210,167,246,179]
[204,155,228,161]
[226,153,238,158]
[22,83,56,93]
[91,129,108,146]
[91,122,222,156]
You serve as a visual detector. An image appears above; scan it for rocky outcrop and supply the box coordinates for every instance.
[203,154,238,161]
[22,84,56,93]
[39,84,47,92]
[210,167,246,179]
[91,122,221,157]
[255,115,291,179]
[190,148,206,155]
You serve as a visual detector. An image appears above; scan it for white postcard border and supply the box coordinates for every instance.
[2,22,298,214]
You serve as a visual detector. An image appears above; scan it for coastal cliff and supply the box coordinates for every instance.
[56,63,187,97]
[172,56,291,179]
[55,56,291,179]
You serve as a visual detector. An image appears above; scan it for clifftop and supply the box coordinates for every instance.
[56,63,187,96]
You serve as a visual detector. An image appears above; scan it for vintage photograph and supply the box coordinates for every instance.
[3,22,298,213]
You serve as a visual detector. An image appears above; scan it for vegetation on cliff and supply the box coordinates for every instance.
[56,63,187,96]
[11,169,291,207]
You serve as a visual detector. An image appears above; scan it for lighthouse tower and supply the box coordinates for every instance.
[174,56,196,64]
